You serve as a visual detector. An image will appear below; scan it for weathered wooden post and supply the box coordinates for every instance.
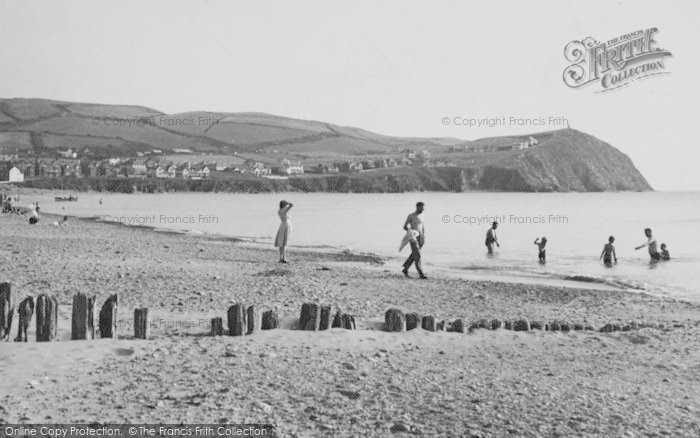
[261,310,278,330]
[210,317,224,336]
[71,293,96,340]
[0,282,13,341]
[452,318,466,333]
[98,294,118,339]
[227,303,246,336]
[15,296,34,342]
[340,314,356,330]
[133,307,150,339]
[405,313,420,330]
[299,303,320,331]
[36,294,58,342]
[384,308,405,332]
[331,309,343,328]
[422,315,437,332]
[246,305,260,335]
[530,321,544,330]
[319,305,332,330]
[513,319,530,331]
[332,310,356,330]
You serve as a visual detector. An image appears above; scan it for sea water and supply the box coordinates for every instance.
[34,191,700,301]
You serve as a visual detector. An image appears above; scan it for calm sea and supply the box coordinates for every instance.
[32,191,699,301]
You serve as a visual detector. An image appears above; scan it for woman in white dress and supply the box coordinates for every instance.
[274,200,293,263]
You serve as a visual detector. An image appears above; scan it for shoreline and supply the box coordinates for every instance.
[4,187,697,303]
[37,207,698,301]
[3,206,698,312]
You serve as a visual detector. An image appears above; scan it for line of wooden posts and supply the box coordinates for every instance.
[382,308,655,333]
[211,302,356,336]
[0,282,143,342]
[0,282,358,342]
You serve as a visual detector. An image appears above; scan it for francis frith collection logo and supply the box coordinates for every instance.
[563,28,672,92]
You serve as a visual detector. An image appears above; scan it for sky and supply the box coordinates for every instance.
[1,0,699,190]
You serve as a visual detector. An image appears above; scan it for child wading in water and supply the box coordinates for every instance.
[534,237,547,264]
[660,243,670,260]
[600,236,618,267]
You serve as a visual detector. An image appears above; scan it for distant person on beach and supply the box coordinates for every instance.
[485,221,499,254]
[534,237,547,263]
[635,228,660,261]
[600,236,618,267]
[274,200,293,263]
[402,202,427,279]
[28,205,39,225]
[660,243,670,260]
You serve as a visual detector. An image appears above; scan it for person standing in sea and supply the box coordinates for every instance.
[485,221,500,255]
[600,236,618,267]
[534,236,547,264]
[274,200,293,263]
[635,227,660,261]
[402,202,427,279]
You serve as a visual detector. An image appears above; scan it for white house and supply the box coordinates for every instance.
[9,166,24,182]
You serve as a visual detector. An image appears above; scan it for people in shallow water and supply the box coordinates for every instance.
[485,221,499,255]
[600,236,618,267]
[635,228,660,261]
[660,243,670,260]
[534,237,547,264]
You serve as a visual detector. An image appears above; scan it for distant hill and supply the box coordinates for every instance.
[439,129,653,191]
[0,98,459,158]
[0,98,652,192]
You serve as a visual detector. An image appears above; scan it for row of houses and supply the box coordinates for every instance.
[234,153,445,177]
[1,152,456,182]
[0,158,212,181]
[89,158,212,179]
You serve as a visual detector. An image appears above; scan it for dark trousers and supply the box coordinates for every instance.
[403,239,424,274]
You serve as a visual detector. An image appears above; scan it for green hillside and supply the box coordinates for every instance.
[0,98,458,158]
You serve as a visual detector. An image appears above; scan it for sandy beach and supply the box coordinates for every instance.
[1,209,699,437]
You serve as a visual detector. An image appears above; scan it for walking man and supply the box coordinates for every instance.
[402,202,427,279]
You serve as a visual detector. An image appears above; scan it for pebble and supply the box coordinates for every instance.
[390,423,410,433]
